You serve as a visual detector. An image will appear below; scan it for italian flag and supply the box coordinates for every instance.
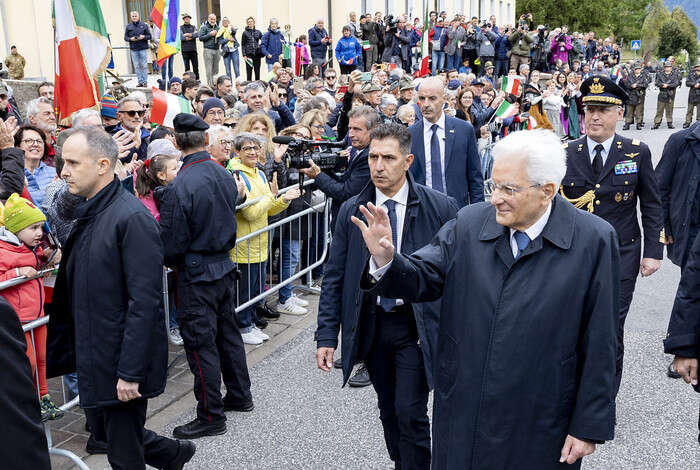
[610,66,622,80]
[53,0,111,124]
[494,100,518,118]
[150,87,192,128]
[150,0,181,66]
[418,0,430,77]
[501,76,521,95]
[521,115,537,130]
[283,43,297,75]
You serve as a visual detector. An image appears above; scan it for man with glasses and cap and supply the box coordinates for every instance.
[560,76,664,400]
[159,113,252,439]
[201,97,226,126]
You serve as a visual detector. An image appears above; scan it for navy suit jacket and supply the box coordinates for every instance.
[409,115,484,206]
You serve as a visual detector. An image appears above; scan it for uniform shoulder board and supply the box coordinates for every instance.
[562,142,569,149]
[632,139,640,146]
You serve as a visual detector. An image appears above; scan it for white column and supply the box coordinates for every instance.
[257,0,263,26]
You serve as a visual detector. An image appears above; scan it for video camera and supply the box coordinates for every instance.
[385,14,399,33]
[272,136,349,189]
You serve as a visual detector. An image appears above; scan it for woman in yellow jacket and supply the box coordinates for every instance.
[228,133,301,345]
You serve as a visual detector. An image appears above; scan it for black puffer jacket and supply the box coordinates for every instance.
[241,26,263,58]
[0,147,24,201]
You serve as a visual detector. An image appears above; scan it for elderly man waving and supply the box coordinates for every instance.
[355,129,619,469]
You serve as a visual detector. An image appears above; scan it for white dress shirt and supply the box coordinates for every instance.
[586,135,614,166]
[422,113,446,189]
[509,202,552,258]
[373,180,409,305]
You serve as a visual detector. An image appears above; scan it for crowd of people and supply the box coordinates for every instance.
[0,6,699,470]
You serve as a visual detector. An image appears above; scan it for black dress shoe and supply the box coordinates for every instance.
[85,435,108,455]
[667,361,682,379]
[622,123,630,130]
[173,418,226,439]
[164,440,196,470]
[223,398,255,412]
[668,123,675,129]
[348,363,371,387]
[255,316,269,329]
[257,303,280,319]
[636,123,643,130]
[333,357,342,369]
[683,122,691,129]
[652,124,660,129]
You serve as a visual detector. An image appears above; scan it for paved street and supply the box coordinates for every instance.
[82,86,700,469]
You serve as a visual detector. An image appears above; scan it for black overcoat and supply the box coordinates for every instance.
[365,195,619,469]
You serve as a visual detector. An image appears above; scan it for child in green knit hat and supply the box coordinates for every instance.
[0,193,63,422]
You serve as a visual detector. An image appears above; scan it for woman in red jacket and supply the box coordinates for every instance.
[0,194,62,421]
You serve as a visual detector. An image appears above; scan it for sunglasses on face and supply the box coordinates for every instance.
[120,109,146,118]
[224,122,237,128]
[326,76,337,80]
[279,92,287,97]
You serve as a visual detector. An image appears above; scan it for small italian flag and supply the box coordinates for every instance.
[501,76,521,95]
[494,100,518,118]
[521,115,537,130]
[610,66,622,80]
[362,40,370,50]
[150,87,192,128]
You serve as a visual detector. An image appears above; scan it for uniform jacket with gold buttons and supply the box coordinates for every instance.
[560,133,664,259]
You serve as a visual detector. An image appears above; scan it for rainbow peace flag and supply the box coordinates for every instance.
[150,0,181,66]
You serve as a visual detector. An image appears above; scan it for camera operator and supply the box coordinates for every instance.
[508,16,533,75]
[299,100,379,233]
[530,25,549,72]
[476,21,498,77]
[551,26,572,72]
[462,18,479,75]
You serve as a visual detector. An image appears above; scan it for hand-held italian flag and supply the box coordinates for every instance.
[418,0,430,77]
[501,76,521,95]
[53,0,111,124]
[494,100,518,118]
[150,0,181,67]
[150,87,192,128]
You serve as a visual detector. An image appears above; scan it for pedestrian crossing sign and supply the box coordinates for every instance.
[630,40,641,50]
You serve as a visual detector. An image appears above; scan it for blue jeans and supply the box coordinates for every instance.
[494,59,508,80]
[431,50,445,75]
[63,372,79,400]
[237,261,267,332]
[130,49,148,85]
[224,51,240,79]
[279,239,300,304]
[160,55,173,84]
[446,51,461,70]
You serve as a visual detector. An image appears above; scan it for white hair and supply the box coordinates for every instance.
[71,108,101,127]
[206,125,233,146]
[25,97,52,118]
[127,91,148,106]
[491,130,566,186]
[379,94,397,109]
[396,104,414,119]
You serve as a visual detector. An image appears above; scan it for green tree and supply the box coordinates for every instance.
[670,6,699,60]
[641,0,671,61]
[656,20,695,59]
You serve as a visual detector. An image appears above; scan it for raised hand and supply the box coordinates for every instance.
[282,186,302,201]
[350,202,395,268]
[269,172,279,197]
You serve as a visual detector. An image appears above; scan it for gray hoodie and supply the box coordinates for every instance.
[477,29,498,57]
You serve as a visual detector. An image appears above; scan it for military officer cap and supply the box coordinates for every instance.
[173,113,209,133]
[580,75,629,107]
[361,81,382,93]
[399,76,414,91]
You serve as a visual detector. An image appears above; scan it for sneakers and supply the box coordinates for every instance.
[277,300,308,315]
[252,326,269,341]
[348,363,371,388]
[169,327,184,346]
[40,394,64,422]
[289,294,309,307]
[241,330,263,345]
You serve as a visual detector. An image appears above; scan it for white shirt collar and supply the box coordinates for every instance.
[423,112,445,132]
[586,134,615,157]
[509,201,552,245]
[375,179,409,208]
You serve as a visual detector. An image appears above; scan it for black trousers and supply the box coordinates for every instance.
[246,56,261,81]
[363,305,431,470]
[84,399,178,470]
[182,51,199,79]
[177,271,252,424]
[614,240,642,396]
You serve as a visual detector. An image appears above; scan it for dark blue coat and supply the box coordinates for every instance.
[494,33,511,60]
[409,114,484,207]
[308,26,329,59]
[664,231,700,395]
[365,195,619,469]
[656,123,700,267]
[261,28,285,65]
[159,151,239,284]
[124,21,151,50]
[47,177,168,408]
[315,174,459,388]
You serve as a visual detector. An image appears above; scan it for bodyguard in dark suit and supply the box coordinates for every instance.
[664,232,700,443]
[159,114,253,439]
[315,123,458,469]
[355,129,618,469]
[656,122,700,269]
[408,76,483,207]
[560,76,664,396]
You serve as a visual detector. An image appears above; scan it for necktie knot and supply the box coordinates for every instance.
[384,199,396,213]
[431,123,439,133]
[594,144,604,152]
[514,231,530,258]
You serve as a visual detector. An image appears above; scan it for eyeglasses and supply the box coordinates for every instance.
[240,145,260,153]
[218,139,233,146]
[484,179,541,198]
[278,92,287,97]
[119,109,146,118]
[326,76,337,80]
[206,109,225,117]
[291,132,307,138]
[21,138,44,146]
[224,122,237,128]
